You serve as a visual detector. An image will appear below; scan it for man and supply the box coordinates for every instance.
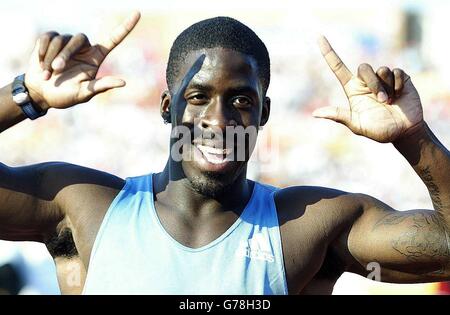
[0,11,449,294]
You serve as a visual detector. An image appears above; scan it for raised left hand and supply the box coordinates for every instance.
[313,36,424,143]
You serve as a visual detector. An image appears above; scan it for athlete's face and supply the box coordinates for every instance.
[161,48,270,196]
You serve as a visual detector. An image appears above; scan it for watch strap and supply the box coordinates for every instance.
[12,74,47,120]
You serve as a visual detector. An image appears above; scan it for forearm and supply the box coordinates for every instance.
[393,122,450,228]
[0,83,27,132]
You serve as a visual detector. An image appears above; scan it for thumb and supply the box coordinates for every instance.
[31,39,40,61]
[80,76,126,100]
[312,106,351,126]
[28,38,42,70]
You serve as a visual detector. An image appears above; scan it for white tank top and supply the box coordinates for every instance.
[83,173,288,294]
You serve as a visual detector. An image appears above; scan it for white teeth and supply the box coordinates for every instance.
[196,145,233,164]
[197,145,231,155]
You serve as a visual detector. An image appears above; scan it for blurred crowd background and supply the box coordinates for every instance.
[0,0,449,294]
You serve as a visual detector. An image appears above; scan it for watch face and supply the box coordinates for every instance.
[13,92,30,104]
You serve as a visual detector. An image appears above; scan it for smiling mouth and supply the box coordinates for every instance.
[195,144,234,164]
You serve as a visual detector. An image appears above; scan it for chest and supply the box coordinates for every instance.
[153,202,245,249]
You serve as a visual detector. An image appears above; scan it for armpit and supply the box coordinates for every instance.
[45,227,79,259]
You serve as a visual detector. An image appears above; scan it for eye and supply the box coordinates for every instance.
[187,93,208,105]
[232,96,252,108]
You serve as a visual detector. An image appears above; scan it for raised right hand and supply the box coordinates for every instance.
[24,11,141,111]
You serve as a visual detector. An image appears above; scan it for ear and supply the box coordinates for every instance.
[160,90,171,123]
[260,96,271,127]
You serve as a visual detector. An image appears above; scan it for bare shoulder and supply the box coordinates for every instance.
[38,161,125,214]
[273,185,365,293]
[274,185,364,235]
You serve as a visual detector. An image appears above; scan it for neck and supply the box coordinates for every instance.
[153,161,253,217]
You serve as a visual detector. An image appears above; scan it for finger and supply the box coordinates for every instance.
[38,31,59,64]
[52,33,91,72]
[80,76,126,100]
[376,66,394,103]
[43,35,72,79]
[317,35,353,87]
[312,105,352,126]
[357,63,388,103]
[30,38,41,64]
[98,11,141,57]
[171,54,206,124]
[393,68,408,97]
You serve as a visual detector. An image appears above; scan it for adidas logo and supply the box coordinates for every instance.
[237,233,275,263]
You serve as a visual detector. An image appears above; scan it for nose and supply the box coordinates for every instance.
[200,96,237,132]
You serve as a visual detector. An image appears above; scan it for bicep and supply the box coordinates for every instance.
[343,194,450,282]
[0,162,63,241]
[0,161,123,242]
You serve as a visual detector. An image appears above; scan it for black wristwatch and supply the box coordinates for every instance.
[12,74,47,120]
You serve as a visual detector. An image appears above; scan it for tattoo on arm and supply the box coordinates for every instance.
[372,213,407,229]
[374,212,450,274]
[418,166,444,212]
